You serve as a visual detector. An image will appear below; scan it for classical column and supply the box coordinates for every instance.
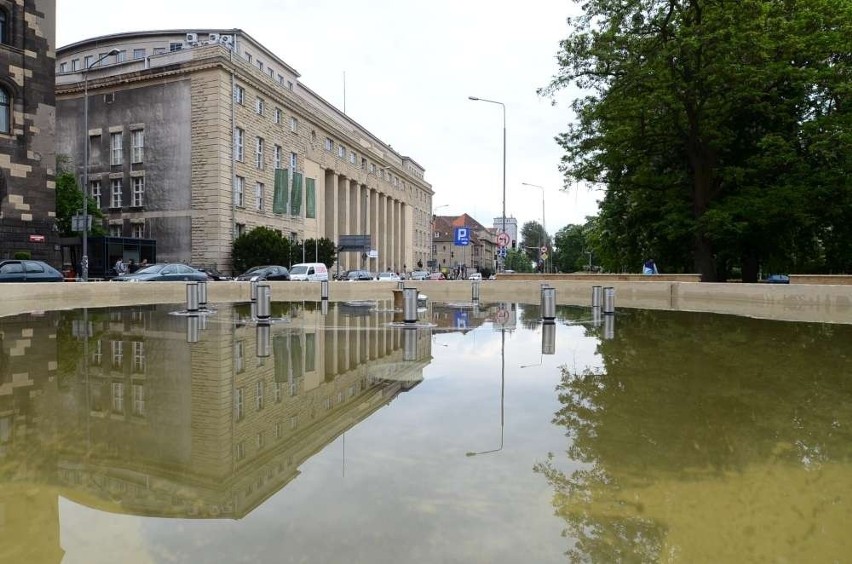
[388,198,397,273]
[399,202,407,272]
[370,189,379,271]
[378,193,387,272]
[326,171,339,254]
[337,175,349,269]
[351,180,361,270]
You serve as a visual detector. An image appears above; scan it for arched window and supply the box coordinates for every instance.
[0,88,10,134]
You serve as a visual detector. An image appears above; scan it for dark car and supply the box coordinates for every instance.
[193,266,231,281]
[236,265,291,281]
[345,269,374,281]
[112,263,209,282]
[0,260,64,282]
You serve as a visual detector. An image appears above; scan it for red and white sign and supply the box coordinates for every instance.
[540,245,548,254]
[495,308,510,325]
[497,232,511,248]
[29,235,45,243]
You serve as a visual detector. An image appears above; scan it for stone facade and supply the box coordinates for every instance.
[0,0,56,262]
[55,30,433,274]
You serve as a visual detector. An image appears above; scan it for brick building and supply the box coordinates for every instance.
[0,0,57,262]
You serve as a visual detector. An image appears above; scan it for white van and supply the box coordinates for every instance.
[289,263,329,281]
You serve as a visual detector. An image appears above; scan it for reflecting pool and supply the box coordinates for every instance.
[0,301,850,563]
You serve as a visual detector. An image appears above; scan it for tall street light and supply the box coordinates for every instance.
[521,182,547,273]
[82,48,119,281]
[468,96,506,271]
[466,328,505,457]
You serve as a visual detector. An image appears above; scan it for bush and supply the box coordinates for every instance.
[232,227,290,274]
[14,251,31,260]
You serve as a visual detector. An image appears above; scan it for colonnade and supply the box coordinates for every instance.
[323,169,408,274]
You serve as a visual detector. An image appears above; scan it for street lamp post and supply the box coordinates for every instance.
[468,96,506,271]
[82,48,119,281]
[466,329,505,457]
[521,182,547,273]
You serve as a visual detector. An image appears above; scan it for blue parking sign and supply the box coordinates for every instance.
[454,227,470,246]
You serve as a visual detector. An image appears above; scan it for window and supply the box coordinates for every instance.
[234,176,245,207]
[289,116,297,132]
[110,179,122,208]
[90,180,102,208]
[349,151,356,165]
[112,382,124,413]
[255,137,264,169]
[255,182,264,211]
[235,223,245,239]
[111,340,124,367]
[235,441,245,461]
[256,60,264,71]
[132,177,144,207]
[245,52,252,63]
[133,48,146,60]
[153,47,166,55]
[168,43,182,52]
[337,145,345,159]
[290,152,297,170]
[116,50,126,62]
[234,127,244,161]
[287,81,294,91]
[256,381,264,410]
[59,62,67,73]
[274,145,282,169]
[233,84,245,105]
[235,341,245,373]
[132,223,144,238]
[110,132,123,165]
[274,107,282,124]
[0,88,9,134]
[361,157,367,170]
[369,163,375,174]
[84,55,93,68]
[275,383,282,403]
[131,130,144,163]
[255,97,264,115]
[71,59,79,71]
[324,138,333,151]
[268,68,274,78]
[235,387,244,420]
[132,341,145,372]
[110,224,121,237]
[0,9,7,45]
[132,384,145,416]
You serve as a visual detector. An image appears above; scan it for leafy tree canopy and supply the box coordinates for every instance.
[544,0,852,281]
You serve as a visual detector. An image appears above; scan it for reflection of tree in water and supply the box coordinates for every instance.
[535,310,852,561]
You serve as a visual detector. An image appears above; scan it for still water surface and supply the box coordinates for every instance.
[0,301,850,563]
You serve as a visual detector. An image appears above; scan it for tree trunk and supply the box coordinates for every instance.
[741,250,759,283]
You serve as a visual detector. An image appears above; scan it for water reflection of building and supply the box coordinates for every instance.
[0,302,431,525]
[430,302,517,334]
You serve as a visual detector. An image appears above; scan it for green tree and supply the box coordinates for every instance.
[232,226,290,274]
[543,0,852,281]
[520,221,550,265]
[503,248,533,272]
[553,223,589,273]
[55,171,105,237]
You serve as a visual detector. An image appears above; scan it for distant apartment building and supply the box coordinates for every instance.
[432,213,497,274]
[55,29,433,274]
[0,0,57,261]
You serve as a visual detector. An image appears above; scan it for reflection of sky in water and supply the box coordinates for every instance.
[55,306,585,564]
[7,303,852,562]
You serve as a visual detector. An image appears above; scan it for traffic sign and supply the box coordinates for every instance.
[454,227,470,246]
[540,245,548,254]
[495,308,510,325]
[497,247,507,258]
[497,232,510,248]
[541,252,548,260]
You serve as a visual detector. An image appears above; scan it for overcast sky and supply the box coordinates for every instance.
[57,0,600,236]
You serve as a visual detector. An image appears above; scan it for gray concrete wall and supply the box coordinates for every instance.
[2,279,851,325]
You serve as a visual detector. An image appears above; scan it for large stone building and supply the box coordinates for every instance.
[432,213,497,276]
[55,29,433,274]
[0,0,56,262]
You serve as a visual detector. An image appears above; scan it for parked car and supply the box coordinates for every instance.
[112,263,209,282]
[344,269,374,281]
[235,265,290,281]
[378,271,402,281]
[289,262,329,281]
[428,272,446,281]
[468,272,483,280]
[0,260,64,282]
[410,270,428,280]
[763,274,790,284]
[193,266,232,281]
